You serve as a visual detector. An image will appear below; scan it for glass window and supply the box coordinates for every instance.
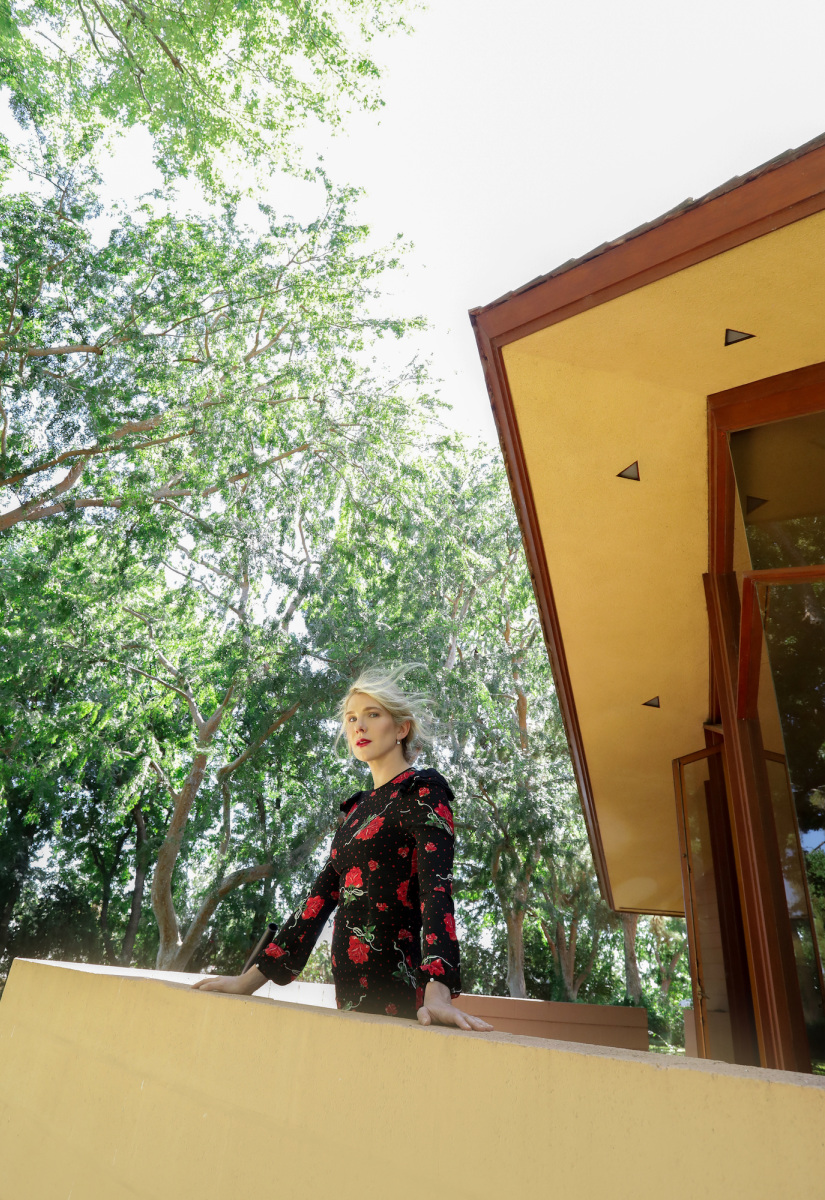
[729,411,825,569]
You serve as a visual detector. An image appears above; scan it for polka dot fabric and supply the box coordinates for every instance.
[255,767,462,1018]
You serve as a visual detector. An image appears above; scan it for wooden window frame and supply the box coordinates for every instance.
[706,363,825,1071]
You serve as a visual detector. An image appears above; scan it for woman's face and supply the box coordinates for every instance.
[344,693,410,763]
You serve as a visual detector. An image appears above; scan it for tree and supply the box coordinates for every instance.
[1,156,419,534]
[1,0,410,186]
[621,912,643,1004]
[299,441,579,998]
[531,830,611,1002]
[0,155,433,971]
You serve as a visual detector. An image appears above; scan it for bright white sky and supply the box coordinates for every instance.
[15,0,825,442]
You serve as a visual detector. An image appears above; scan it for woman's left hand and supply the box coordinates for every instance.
[417,980,494,1032]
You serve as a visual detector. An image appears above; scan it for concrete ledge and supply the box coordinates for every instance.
[1,958,824,1199]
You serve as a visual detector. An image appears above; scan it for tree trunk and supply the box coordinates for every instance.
[152,750,210,968]
[120,807,148,965]
[503,908,527,998]
[621,912,643,1003]
[0,807,41,960]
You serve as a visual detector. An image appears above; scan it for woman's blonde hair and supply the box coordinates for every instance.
[336,664,434,764]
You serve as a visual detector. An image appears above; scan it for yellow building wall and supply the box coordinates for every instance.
[503,352,707,912]
[3,960,825,1200]
[501,208,825,914]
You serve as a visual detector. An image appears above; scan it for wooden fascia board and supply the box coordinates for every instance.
[470,315,615,908]
[472,143,825,350]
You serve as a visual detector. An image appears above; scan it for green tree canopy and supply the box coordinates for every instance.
[1,0,410,185]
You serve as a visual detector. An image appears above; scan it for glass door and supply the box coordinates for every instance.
[673,745,758,1064]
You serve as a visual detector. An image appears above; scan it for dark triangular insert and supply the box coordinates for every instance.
[617,461,640,481]
[642,696,660,708]
[725,328,755,346]
[746,495,769,514]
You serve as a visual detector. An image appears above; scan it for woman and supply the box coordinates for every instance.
[193,668,493,1033]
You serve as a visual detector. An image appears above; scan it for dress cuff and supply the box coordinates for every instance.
[417,960,462,998]
[254,943,297,986]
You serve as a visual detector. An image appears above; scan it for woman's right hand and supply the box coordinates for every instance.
[191,967,266,995]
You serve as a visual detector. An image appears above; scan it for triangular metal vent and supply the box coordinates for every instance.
[617,461,640,481]
[746,495,769,514]
[724,328,755,346]
[642,696,661,708]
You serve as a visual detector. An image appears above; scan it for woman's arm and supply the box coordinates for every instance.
[192,857,340,995]
[400,778,493,1032]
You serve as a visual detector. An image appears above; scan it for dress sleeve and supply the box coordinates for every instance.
[253,856,340,986]
[399,780,462,997]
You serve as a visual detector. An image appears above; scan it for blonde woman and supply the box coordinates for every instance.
[194,667,493,1033]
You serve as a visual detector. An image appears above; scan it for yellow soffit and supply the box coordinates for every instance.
[502,208,825,914]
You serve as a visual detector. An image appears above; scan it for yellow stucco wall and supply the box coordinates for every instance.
[502,208,825,914]
[3,959,825,1200]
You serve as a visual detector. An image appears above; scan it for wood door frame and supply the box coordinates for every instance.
[705,362,825,1071]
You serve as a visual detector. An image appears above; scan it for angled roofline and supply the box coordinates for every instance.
[471,130,825,348]
[469,132,825,911]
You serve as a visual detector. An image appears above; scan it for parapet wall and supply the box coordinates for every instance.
[1,958,824,1200]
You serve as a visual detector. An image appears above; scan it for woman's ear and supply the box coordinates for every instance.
[397,720,411,742]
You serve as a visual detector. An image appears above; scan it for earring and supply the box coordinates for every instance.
[396,740,401,745]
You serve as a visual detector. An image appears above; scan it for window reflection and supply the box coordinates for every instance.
[730,411,825,569]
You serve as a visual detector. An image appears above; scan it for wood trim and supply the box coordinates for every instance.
[471,319,614,907]
[673,753,709,1059]
[709,360,825,430]
[472,144,825,350]
[705,747,760,1067]
[706,364,825,1071]
[737,576,763,721]
[704,571,811,1071]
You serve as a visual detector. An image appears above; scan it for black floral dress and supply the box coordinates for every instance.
[254,767,461,1019]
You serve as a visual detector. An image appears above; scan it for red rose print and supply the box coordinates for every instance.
[397,880,412,908]
[264,943,285,958]
[423,959,445,976]
[368,860,379,871]
[377,902,388,911]
[415,986,424,1008]
[425,842,436,852]
[385,1003,398,1016]
[410,848,417,875]
[420,902,425,913]
[444,913,457,941]
[344,867,363,889]
[332,955,336,968]
[419,787,430,797]
[302,895,324,920]
[348,935,370,964]
[298,934,305,942]
[406,954,412,966]
[435,802,454,832]
[356,816,385,840]
[391,791,398,798]
[360,976,369,988]
[331,849,337,859]
[434,886,445,892]
[426,933,437,944]
[398,846,409,858]
[331,890,340,900]
[398,929,413,941]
